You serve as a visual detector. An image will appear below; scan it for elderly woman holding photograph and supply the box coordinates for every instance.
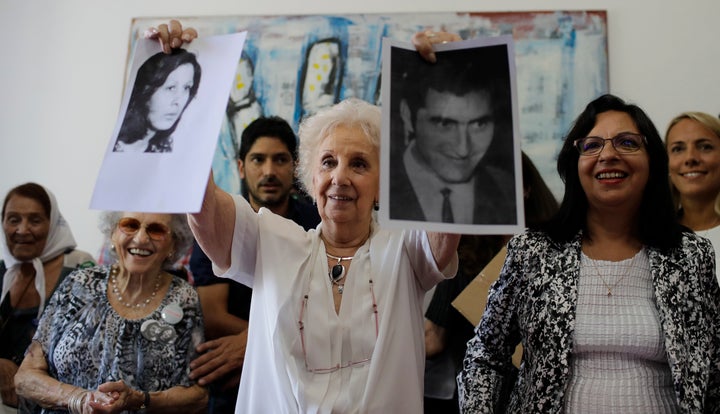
[0,183,94,412]
[458,94,720,412]
[148,21,460,412]
[162,23,458,409]
[190,97,458,412]
[113,48,201,153]
[14,212,207,413]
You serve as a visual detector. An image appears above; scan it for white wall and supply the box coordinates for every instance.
[1,0,718,256]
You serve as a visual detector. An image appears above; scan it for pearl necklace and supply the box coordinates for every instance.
[326,253,353,294]
[110,264,162,308]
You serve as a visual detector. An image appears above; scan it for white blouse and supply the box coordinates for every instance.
[218,195,457,413]
[696,224,720,286]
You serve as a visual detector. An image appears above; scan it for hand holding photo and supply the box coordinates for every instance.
[91,32,247,213]
[380,36,524,235]
[114,49,202,153]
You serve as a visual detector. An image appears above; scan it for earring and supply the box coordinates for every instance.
[110,244,115,251]
[374,200,379,211]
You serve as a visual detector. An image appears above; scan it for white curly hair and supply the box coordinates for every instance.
[296,98,381,200]
[98,211,193,269]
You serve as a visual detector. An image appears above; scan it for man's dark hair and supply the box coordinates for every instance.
[540,94,684,249]
[238,116,298,161]
[396,44,511,128]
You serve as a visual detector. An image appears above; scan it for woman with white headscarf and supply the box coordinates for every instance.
[0,183,93,412]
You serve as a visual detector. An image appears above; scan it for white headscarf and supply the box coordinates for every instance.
[0,185,78,317]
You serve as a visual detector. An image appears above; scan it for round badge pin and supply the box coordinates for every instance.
[140,320,161,341]
[161,303,183,325]
[158,325,177,343]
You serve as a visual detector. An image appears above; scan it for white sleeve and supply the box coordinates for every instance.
[212,195,315,287]
[212,195,260,287]
[405,229,458,291]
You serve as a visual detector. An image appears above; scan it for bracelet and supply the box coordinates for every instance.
[67,388,88,414]
[139,390,150,411]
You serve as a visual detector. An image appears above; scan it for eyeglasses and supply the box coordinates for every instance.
[574,133,646,156]
[298,279,378,374]
[117,217,171,241]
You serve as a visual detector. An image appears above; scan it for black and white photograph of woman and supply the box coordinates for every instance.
[113,49,201,153]
[91,32,246,213]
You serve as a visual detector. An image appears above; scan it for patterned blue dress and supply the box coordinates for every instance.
[29,265,204,413]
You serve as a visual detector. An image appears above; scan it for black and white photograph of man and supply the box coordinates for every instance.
[381,36,523,234]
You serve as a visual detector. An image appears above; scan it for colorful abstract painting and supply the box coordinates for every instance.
[129,11,608,198]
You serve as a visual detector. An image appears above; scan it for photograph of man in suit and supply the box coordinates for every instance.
[389,44,517,225]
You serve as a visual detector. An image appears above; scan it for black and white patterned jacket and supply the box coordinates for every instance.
[458,230,720,413]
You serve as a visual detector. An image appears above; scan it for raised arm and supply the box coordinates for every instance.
[188,173,236,273]
[145,20,236,273]
[427,232,461,271]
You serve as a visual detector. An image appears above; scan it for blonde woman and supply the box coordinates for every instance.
[665,111,720,284]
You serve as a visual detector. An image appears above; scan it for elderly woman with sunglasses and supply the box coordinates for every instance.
[15,212,207,413]
[458,94,720,412]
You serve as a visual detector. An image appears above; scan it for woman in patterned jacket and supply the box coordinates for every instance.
[458,94,720,413]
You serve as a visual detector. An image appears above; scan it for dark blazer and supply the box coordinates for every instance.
[389,157,517,225]
[458,231,720,413]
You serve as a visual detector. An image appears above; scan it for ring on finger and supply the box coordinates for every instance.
[425,31,437,38]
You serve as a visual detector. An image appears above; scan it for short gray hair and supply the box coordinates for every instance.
[297,98,381,199]
[98,211,193,269]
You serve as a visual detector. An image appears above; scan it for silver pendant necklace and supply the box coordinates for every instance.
[326,253,353,294]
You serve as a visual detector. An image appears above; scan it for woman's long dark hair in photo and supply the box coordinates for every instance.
[115,49,201,152]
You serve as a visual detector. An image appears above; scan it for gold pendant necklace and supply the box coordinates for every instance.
[595,268,625,297]
[585,256,629,297]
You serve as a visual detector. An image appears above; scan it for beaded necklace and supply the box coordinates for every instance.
[109,264,162,308]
